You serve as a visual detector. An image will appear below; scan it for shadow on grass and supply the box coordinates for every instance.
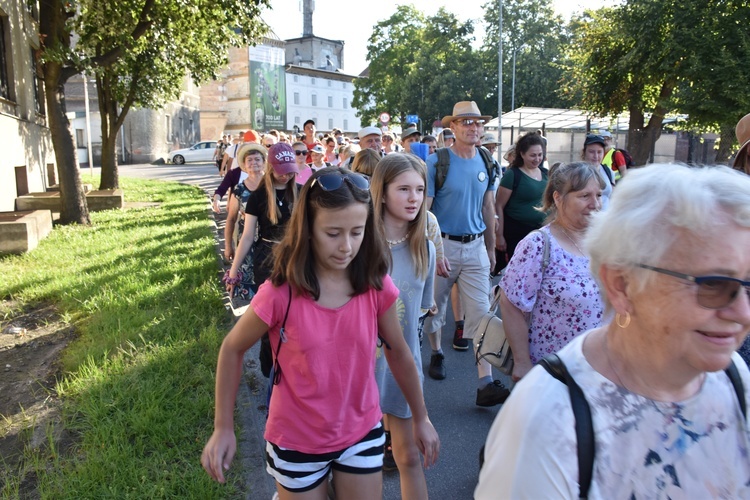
[0,178,243,497]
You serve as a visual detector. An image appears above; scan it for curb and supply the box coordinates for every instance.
[203,190,276,499]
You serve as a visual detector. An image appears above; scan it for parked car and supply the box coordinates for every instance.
[168,141,217,164]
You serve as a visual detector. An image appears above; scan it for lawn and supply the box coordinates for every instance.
[0,177,244,498]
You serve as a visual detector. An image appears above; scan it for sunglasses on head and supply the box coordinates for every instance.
[294,150,307,156]
[637,264,750,310]
[311,170,370,192]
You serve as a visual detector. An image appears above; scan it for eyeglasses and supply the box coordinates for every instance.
[637,264,750,309]
[294,150,307,156]
[311,170,370,192]
[383,137,393,142]
[458,119,485,127]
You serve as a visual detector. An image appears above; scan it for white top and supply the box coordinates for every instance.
[475,332,750,499]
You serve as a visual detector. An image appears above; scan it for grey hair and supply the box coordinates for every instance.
[585,164,750,303]
[539,162,606,225]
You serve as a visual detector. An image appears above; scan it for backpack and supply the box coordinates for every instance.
[434,146,499,193]
[539,354,747,499]
[611,148,634,171]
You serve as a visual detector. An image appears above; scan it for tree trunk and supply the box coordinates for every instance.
[39,0,90,225]
[97,74,121,190]
[715,123,735,165]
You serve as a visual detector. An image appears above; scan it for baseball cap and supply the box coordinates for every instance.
[268,143,300,175]
[358,126,382,139]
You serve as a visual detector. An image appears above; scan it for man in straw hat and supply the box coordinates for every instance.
[424,101,509,406]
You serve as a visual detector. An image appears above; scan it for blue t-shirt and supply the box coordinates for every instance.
[427,148,497,235]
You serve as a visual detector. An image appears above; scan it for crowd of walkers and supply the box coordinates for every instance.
[200,108,750,499]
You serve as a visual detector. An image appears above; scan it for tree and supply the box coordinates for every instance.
[353,5,425,126]
[353,6,489,130]
[74,0,270,190]
[560,0,750,165]
[39,0,270,223]
[481,0,572,113]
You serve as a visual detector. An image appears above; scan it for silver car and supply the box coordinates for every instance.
[168,141,218,164]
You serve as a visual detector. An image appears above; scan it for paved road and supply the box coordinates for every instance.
[118,161,510,499]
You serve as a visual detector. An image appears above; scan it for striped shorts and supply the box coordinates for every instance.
[265,423,385,492]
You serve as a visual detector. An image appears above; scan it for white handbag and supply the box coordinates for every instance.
[475,229,551,376]
[475,286,514,375]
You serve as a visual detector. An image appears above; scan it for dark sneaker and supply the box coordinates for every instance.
[476,380,510,407]
[428,353,446,380]
[452,324,469,351]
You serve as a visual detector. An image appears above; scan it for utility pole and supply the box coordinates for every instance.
[497,0,503,160]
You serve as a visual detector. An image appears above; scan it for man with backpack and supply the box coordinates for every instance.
[424,101,510,407]
[601,130,633,180]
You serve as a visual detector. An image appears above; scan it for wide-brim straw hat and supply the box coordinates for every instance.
[441,101,492,128]
[237,143,267,165]
[733,112,750,168]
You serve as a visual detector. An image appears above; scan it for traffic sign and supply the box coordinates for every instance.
[406,114,419,124]
[379,112,391,124]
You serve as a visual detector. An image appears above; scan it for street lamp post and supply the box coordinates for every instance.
[511,44,524,112]
[497,0,503,159]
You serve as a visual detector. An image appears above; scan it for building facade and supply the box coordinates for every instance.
[0,0,56,212]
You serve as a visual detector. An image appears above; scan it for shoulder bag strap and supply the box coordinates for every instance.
[272,284,293,386]
[539,354,595,499]
[725,359,747,420]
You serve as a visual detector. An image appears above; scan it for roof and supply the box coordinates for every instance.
[285,64,359,81]
[486,106,686,131]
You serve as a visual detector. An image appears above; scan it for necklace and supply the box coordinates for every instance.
[604,334,627,390]
[386,234,409,247]
[559,224,584,255]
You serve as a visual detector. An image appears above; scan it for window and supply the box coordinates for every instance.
[294,92,300,105]
[311,94,317,107]
[311,77,316,85]
[30,47,44,115]
[294,116,300,124]
[165,115,171,141]
[343,98,348,109]
[328,95,333,108]
[327,80,332,87]
[75,129,84,148]
[293,75,298,83]
[343,119,348,130]
[328,118,333,129]
[342,81,347,89]
[0,17,11,101]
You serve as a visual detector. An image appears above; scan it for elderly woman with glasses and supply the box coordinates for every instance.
[477,164,750,499]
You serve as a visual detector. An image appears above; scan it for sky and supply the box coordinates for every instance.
[260,0,618,75]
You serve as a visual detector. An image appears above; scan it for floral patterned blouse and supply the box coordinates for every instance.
[500,225,607,364]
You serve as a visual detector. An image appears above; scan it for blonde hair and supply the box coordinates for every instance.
[351,149,381,177]
[371,153,430,279]
[262,162,298,225]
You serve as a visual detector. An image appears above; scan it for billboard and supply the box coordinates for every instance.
[249,44,286,131]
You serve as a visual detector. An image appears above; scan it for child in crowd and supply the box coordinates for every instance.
[371,153,436,500]
[203,167,439,498]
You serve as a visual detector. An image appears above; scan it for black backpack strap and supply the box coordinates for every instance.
[725,359,747,420]
[434,147,451,193]
[539,354,595,499]
[477,146,500,187]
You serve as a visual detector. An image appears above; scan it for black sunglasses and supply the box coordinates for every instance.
[294,150,307,156]
[637,264,750,310]
[311,171,370,191]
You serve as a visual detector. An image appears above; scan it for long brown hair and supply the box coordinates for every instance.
[371,153,430,279]
[262,162,298,224]
[270,167,389,300]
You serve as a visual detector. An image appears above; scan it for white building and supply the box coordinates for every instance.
[285,64,360,135]
[0,0,56,212]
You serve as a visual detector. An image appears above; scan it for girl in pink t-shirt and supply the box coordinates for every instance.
[202,167,440,499]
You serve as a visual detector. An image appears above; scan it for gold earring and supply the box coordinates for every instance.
[615,312,631,329]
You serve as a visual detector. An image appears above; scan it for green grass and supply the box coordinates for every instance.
[0,177,244,498]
